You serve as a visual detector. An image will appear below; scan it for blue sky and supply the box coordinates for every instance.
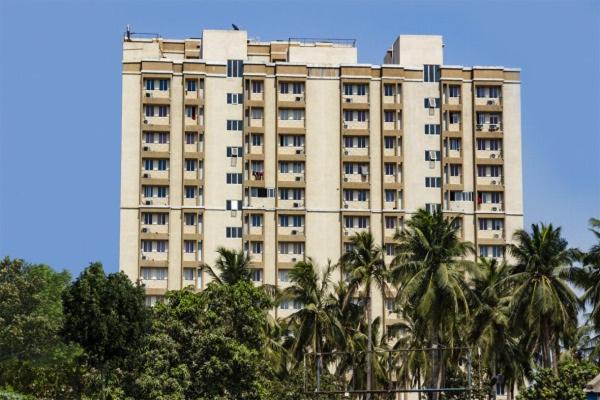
[0,0,598,277]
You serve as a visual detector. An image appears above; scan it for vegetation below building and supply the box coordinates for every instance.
[1,211,599,399]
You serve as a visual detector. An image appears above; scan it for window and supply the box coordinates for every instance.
[227,93,243,104]
[227,60,243,77]
[251,269,262,282]
[184,213,196,226]
[251,108,263,119]
[357,111,367,122]
[384,84,394,96]
[225,227,243,238]
[489,114,500,125]
[251,134,263,146]
[343,84,353,96]
[251,81,263,93]
[226,120,243,131]
[251,242,263,254]
[145,79,155,91]
[425,124,441,135]
[449,112,461,124]
[490,139,501,151]
[183,268,194,281]
[385,216,396,229]
[476,87,486,98]
[185,159,196,172]
[186,80,196,92]
[425,177,442,188]
[251,214,262,227]
[384,163,396,176]
[141,267,167,280]
[384,136,395,149]
[448,86,460,98]
[449,191,473,202]
[143,159,153,170]
[356,84,367,96]
[158,106,168,117]
[385,190,396,202]
[292,82,303,94]
[449,164,460,176]
[489,87,499,98]
[356,136,367,148]
[425,150,441,161]
[145,295,164,307]
[156,159,167,171]
[225,200,240,211]
[424,65,440,82]
[424,97,440,108]
[343,110,353,122]
[158,79,169,91]
[425,203,441,213]
[184,240,195,253]
[226,146,243,157]
[280,82,289,94]
[185,132,196,144]
[226,173,243,184]
[448,139,461,151]
[185,186,196,199]
[384,110,395,122]
[357,190,368,201]
[144,105,154,117]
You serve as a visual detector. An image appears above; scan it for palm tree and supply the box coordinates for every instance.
[340,231,389,398]
[283,258,344,389]
[470,257,525,399]
[202,247,252,284]
[391,209,475,398]
[577,218,600,332]
[505,223,580,372]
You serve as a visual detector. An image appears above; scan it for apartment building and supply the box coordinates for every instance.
[120,29,523,321]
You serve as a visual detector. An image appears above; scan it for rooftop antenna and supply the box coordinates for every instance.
[125,25,131,41]
[232,24,240,31]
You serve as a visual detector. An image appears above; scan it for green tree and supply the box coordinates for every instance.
[391,209,475,398]
[516,360,599,400]
[340,231,389,398]
[574,218,600,332]
[0,257,81,398]
[203,247,252,284]
[61,262,149,397]
[133,281,272,400]
[506,223,580,372]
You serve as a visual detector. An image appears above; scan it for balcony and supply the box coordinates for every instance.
[477,201,504,213]
[183,167,204,182]
[343,172,369,184]
[247,142,264,156]
[247,116,264,129]
[278,251,303,264]
[279,118,305,129]
[184,112,204,128]
[342,93,369,105]
[383,119,402,131]
[343,226,369,238]
[278,145,304,156]
[248,90,264,102]
[144,115,169,126]
[141,250,168,262]
[343,199,369,210]
[144,141,170,153]
[278,172,305,184]
[142,169,169,181]
[478,228,505,241]
[141,222,168,235]
[477,176,504,187]
[343,146,368,158]
[383,172,402,185]
[475,96,503,110]
[278,226,305,237]
[183,222,203,236]
[144,89,169,100]
[248,250,263,264]
[183,251,202,263]
[279,92,305,104]
[184,139,204,155]
[279,198,304,209]
[343,120,368,131]
[142,195,168,207]
[477,149,503,160]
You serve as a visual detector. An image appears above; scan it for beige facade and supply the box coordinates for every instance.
[120,30,523,323]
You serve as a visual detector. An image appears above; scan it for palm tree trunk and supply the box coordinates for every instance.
[542,322,552,370]
[430,328,440,400]
[366,282,373,400]
[552,337,560,374]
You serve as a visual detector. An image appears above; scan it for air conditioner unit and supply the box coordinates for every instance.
[143,173,149,178]
[146,92,152,98]
[344,177,349,182]
[476,124,483,131]
[494,234,500,238]
[490,154,496,159]
[295,176,301,181]
[291,230,298,235]
[429,151,438,161]
[291,257,297,262]
[428,97,437,107]
[295,149,302,154]
[143,146,149,151]
[142,227,148,233]
[293,202,299,208]
[490,124,498,131]
[143,119,148,124]
[344,230,349,236]
[491,180,497,185]
[343,123,349,129]
[344,204,349,209]
[142,255,147,260]
[344,150,349,155]
[492,207,498,211]
[295,96,302,102]
[145,200,152,205]
[345,98,352,103]
[487,99,494,105]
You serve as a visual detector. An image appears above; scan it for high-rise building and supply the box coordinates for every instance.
[120,29,523,318]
